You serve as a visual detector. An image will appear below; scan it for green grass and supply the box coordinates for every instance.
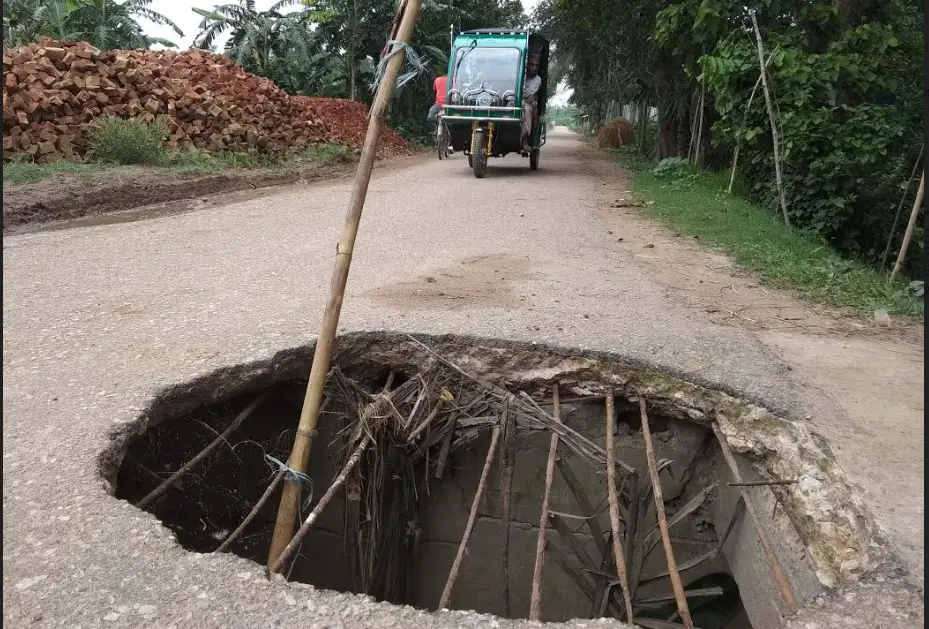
[3,143,355,184]
[621,153,923,319]
[2,159,109,184]
[89,116,167,165]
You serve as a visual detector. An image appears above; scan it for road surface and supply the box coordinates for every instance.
[3,129,923,628]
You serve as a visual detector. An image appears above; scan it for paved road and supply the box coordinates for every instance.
[1,130,920,628]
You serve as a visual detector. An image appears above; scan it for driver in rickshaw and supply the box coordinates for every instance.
[521,53,542,152]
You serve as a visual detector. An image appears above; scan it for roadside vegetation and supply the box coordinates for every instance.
[536,0,924,285]
[616,146,924,318]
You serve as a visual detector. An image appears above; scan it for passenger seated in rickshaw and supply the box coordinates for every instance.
[521,54,542,152]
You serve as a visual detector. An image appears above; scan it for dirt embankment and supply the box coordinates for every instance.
[2,161,355,231]
[3,39,419,230]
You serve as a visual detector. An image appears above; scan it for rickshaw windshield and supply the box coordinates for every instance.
[451,46,521,96]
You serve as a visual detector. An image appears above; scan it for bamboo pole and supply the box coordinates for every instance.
[711,422,798,613]
[216,397,333,553]
[693,80,706,169]
[639,399,694,629]
[750,9,791,229]
[605,392,635,622]
[438,425,502,609]
[728,52,774,194]
[499,398,516,617]
[882,145,924,270]
[529,383,561,621]
[687,90,699,163]
[268,435,371,575]
[890,171,925,283]
[266,0,422,570]
[138,390,271,509]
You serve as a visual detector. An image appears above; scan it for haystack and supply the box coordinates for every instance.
[597,116,635,148]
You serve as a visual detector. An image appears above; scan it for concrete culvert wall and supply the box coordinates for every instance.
[103,333,888,629]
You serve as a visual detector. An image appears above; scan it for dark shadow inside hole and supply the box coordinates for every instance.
[115,370,758,627]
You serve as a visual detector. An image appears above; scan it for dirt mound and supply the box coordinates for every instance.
[294,96,409,156]
[597,116,635,148]
[3,40,330,161]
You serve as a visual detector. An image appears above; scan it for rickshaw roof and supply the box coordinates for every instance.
[453,29,548,51]
[461,28,529,35]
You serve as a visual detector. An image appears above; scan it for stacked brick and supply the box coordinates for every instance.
[2,40,330,161]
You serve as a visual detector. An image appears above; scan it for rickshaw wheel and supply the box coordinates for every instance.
[472,128,487,179]
[437,123,450,160]
[468,155,473,167]
[530,148,540,171]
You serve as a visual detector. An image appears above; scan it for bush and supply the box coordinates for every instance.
[88,117,168,165]
[651,156,691,179]
[699,4,924,276]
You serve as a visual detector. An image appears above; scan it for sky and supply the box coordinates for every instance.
[138,0,571,104]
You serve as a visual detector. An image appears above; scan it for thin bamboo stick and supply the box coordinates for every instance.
[622,471,640,603]
[557,458,609,560]
[499,398,516,617]
[605,392,635,622]
[438,424,502,609]
[216,470,284,553]
[881,143,923,270]
[687,90,699,163]
[269,435,371,575]
[138,390,271,509]
[728,479,797,487]
[693,80,706,169]
[728,52,773,194]
[434,420,455,479]
[529,383,561,621]
[266,0,422,570]
[639,398,694,629]
[407,389,451,442]
[215,400,333,553]
[711,422,798,613]
[750,9,791,229]
[890,171,925,283]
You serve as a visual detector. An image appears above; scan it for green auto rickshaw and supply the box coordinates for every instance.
[439,29,549,178]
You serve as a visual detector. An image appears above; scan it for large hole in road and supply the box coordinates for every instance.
[104,333,883,629]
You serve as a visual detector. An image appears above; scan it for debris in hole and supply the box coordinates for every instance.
[114,341,827,628]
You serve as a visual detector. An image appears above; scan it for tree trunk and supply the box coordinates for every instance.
[350,62,357,101]
[637,100,649,151]
[655,56,679,160]
[349,0,359,101]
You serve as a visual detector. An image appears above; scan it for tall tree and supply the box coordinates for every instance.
[3,0,78,47]
[66,0,183,49]
[192,0,300,51]
[3,0,182,49]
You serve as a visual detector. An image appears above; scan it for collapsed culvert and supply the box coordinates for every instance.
[107,334,886,629]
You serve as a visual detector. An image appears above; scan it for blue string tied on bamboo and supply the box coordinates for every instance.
[264,454,315,511]
[370,39,428,97]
